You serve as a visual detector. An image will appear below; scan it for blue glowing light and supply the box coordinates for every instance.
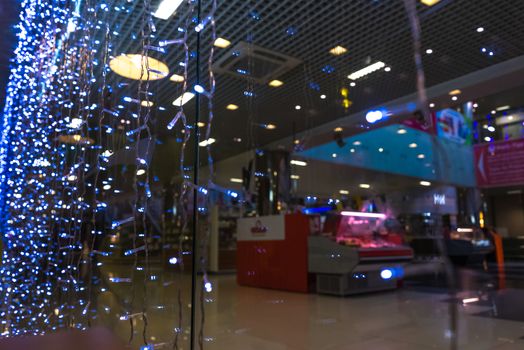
[380,268,394,280]
[366,110,385,124]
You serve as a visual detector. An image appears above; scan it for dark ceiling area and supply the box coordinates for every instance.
[1,0,524,164]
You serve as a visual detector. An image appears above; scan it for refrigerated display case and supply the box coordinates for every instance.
[309,211,413,296]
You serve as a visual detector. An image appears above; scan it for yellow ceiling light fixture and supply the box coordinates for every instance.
[448,89,462,95]
[197,122,206,128]
[140,100,154,108]
[265,124,277,130]
[214,37,231,48]
[334,127,343,132]
[268,80,284,87]
[420,0,441,6]
[109,54,169,81]
[226,104,239,110]
[329,45,348,56]
[170,74,184,83]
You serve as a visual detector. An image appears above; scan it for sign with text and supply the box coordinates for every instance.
[474,139,524,187]
[237,215,286,241]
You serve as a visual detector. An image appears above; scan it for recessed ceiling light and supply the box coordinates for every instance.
[378,147,384,152]
[384,67,391,72]
[320,94,327,99]
[487,126,495,132]
[350,82,356,87]
[110,54,169,80]
[268,79,284,87]
[172,92,195,107]
[214,37,231,48]
[426,48,433,54]
[197,122,206,127]
[233,137,242,143]
[334,127,343,132]
[265,124,276,130]
[226,104,239,110]
[451,96,458,101]
[417,154,425,159]
[103,184,112,190]
[420,0,441,6]
[136,169,146,176]
[397,128,407,134]
[141,100,154,108]
[153,0,184,20]
[350,148,355,153]
[449,89,461,95]
[295,105,301,110]
[429,103,435,108]
[359,184,371,189]
[291,175,300,180]
[290,160,307,166]
[496,105,510,111]
[332,153,337,158]
[420,181,431,186]
[329,45,348,56]
[348,61,385,80]
[199,138,216,147]
[230,178,243,183]
[484,136,492,142]
[170,74,185,82]
[491,110,496,114]
[409,143,418,148]
[339,190,349,195]
[476,27,484,33]
[353,141,361,146]
[473,103,478,108]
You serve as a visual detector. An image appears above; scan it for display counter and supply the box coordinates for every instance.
[236,211,413,296]
[309,211,413,295]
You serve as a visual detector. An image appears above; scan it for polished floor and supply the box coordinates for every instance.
[94,262,524,350]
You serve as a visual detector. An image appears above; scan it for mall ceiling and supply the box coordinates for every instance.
[1,0,524,164]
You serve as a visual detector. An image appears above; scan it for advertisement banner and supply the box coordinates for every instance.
[436,108,472,145]
[474,139,524,187]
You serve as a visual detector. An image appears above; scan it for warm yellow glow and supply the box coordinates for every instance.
[409,143,418,148]
[334,127,343,132]
[268,80,284,87]
[359,184,371,189]
[449,89,462,95]
[265,124,276,130]
[214,37,231,48]
[230,178,243,183]
[170,74,185,82]
[197,122,206,127]
[291,175,300,180]
[329,45,348,56]
[109,54,169,81]
[141,100,154,108]
[58,134,94,145]
[339,190,349,195]
[420,0,441,6]
[397,128,407,134]
[226,104,239,110]
[479,212,485,228]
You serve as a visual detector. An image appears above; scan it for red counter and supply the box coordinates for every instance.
[236,214,310,293]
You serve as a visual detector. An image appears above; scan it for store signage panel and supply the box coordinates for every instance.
[435,108,472,145]
[387,186,458,215]
[237,215,286,241]
[474,139,524,187]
